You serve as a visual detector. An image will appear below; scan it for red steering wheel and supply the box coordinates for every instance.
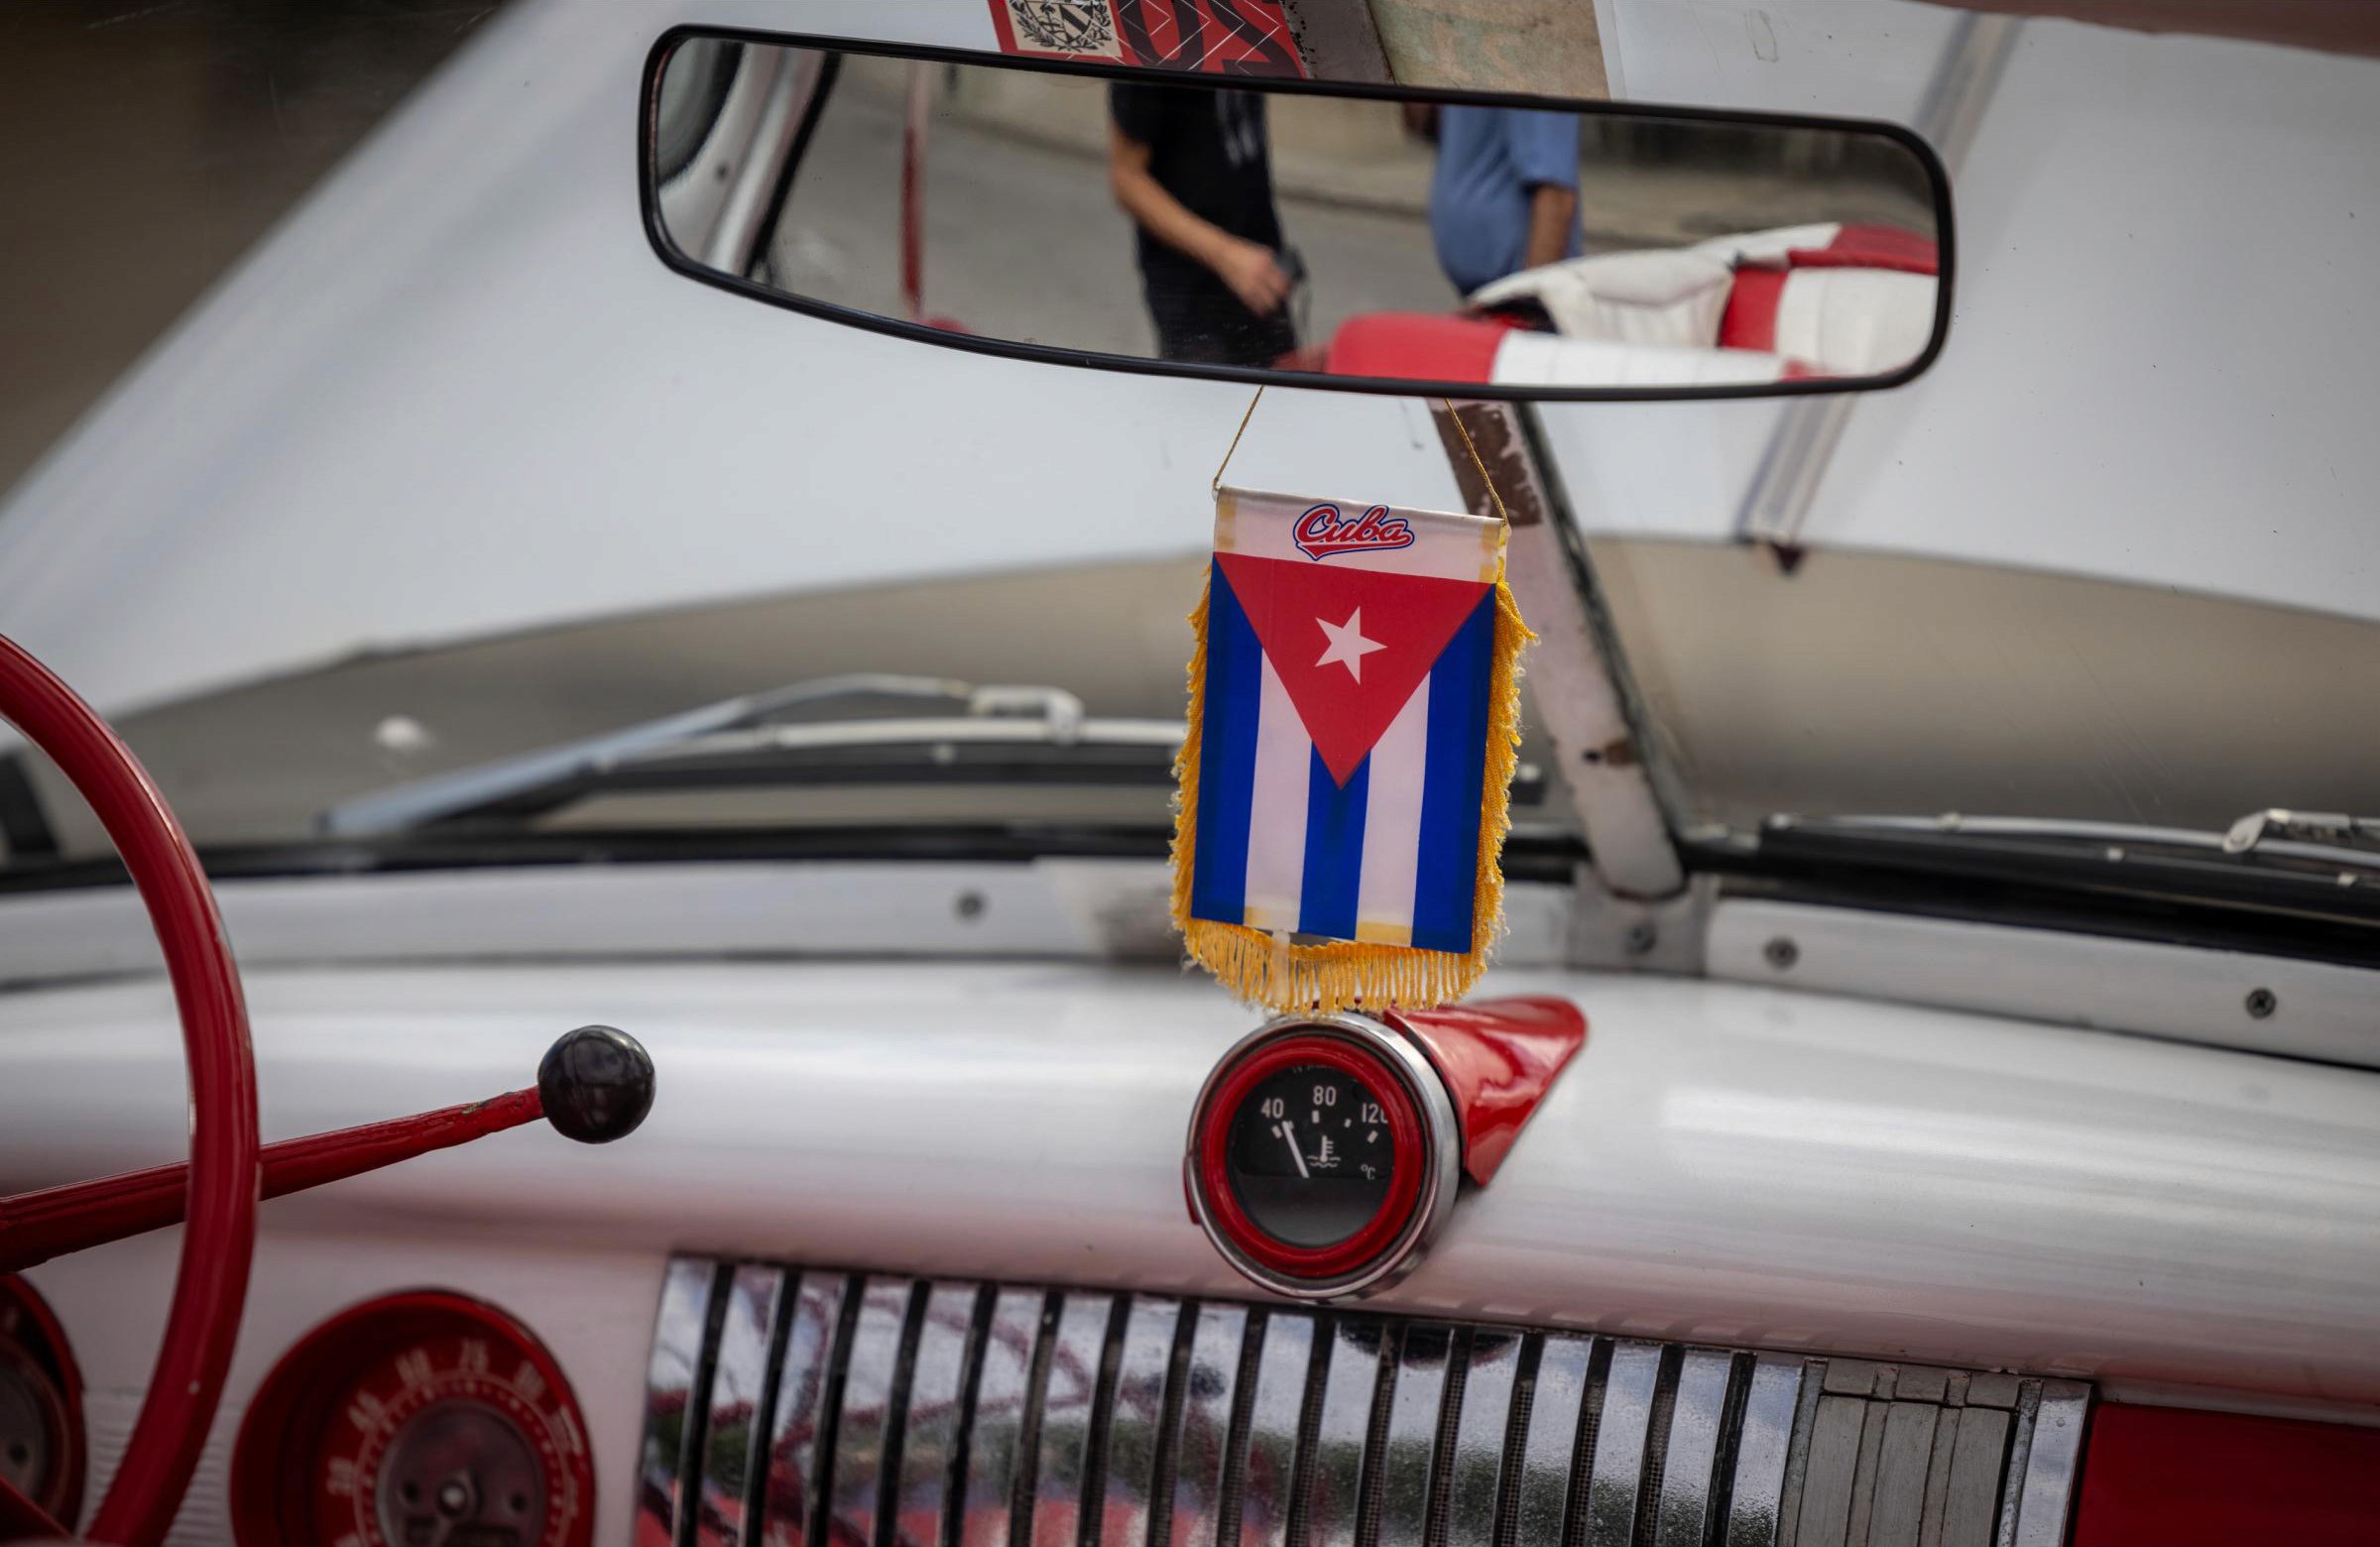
[0,633,259,1546]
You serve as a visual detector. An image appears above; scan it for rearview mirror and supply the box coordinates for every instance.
[642,32,1954,402]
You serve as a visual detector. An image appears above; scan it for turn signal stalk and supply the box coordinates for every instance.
[0,1024,653,1275]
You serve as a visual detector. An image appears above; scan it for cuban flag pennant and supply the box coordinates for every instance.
[1170,486,1531,1012]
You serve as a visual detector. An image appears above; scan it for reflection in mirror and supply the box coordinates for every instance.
[647,37,1949,398]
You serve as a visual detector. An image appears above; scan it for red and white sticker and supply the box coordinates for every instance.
[988,0,1307,76]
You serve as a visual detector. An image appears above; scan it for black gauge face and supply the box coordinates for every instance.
[1225,1062,1397,1247]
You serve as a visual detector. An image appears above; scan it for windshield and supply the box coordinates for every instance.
[0,554,1581,866]
[4,5,2376,896]
[1592,540,2380,835]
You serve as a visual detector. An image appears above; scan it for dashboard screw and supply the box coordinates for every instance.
[1624,921,1658,957]
[2245,987,2277,1019]
[1763,936,1799,971]
[954,890,987,921]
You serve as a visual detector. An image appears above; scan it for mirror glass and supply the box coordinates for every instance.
[646,36,1950,400]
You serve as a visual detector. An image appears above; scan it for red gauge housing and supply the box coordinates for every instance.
[1195,1031,1430,1280]
[1187,1000,1586,1298]
[0,1274,85,1528]
[232,1292,594,1547]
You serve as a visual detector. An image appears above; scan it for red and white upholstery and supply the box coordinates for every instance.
[1705,223,1939,376]
[1324,311,1789,389]
[1469,249,1737,351]
[1327,222,1937,387]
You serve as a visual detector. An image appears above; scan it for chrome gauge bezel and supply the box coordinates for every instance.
[1186,1012,1461,1300]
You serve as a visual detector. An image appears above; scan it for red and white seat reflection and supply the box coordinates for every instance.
[1326,221,1940,389]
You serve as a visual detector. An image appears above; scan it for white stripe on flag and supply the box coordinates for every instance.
[1242,654,1311,932]
[1355,678,1430,945]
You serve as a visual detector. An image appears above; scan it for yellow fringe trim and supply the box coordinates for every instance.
[1169,575,1534,1014]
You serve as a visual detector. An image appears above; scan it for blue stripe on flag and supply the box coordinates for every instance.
[1298,748,1368,939]
[1413,590,1496,953]
[1190,560,1261,925]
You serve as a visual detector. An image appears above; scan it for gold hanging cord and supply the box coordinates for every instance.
[1211,385,1509,525]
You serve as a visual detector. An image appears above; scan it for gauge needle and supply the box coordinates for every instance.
[1276,1120,1311,1179]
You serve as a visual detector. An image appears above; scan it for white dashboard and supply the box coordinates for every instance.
[8,945,2379,1540]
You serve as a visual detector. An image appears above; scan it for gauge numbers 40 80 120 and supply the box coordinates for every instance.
[1224,1062,1397,1248]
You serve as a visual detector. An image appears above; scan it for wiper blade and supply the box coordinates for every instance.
[1746,811,2380,928]
[321,674,1164,837]
[1773,812,2380,875]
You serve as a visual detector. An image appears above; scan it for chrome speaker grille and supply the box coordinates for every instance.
[639,1259,2087,1547]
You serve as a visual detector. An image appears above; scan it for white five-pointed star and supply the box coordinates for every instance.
[1315,608,1386,681]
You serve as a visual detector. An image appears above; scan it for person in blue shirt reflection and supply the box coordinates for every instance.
[1415,105,1584,297]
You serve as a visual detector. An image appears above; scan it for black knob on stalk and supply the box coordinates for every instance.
[538,1024,655,1143]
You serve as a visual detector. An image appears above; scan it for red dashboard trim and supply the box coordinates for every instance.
[1194,1032,1428,1280]
[2074,1401,2380,1546]
[1388,997,1587,1185]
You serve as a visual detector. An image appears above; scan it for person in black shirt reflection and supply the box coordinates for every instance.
[1108,82,1298,366]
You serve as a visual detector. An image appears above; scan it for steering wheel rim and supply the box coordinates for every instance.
[0,633,259,1547]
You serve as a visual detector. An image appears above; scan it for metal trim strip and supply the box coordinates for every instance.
[1582,1342,1664,1547]
[1376,1322,1455,1547]
[832,1277,919,1547]
[640,1257,723,1547]
[1104,1296,1184,1547]
[703,1264,789,1547]
[763,1271,854,1547]
[2007,1381,2090,1547]
[1031,1292,1117,1547]
[960,1287,1047,1547]
[1237,1311,1317,1547]
[1169,1303,1250,1547]
[1653,1349,1737,1547]
[1724,1356,1804,1547]
[1305,1319,1386,1547]
[1441,1331,1520,1547]
[1512,1334,1594,1547]
[897,1281,983,1547]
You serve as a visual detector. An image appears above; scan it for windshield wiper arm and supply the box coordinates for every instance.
[2222,808,2380,856]
[320,673,1124,837]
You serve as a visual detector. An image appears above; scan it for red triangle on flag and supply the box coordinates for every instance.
[1218,552,1491,784]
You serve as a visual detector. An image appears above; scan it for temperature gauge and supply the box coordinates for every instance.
[1187,1014,1460,1299]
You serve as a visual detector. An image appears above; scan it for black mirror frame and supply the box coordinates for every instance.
[638,24,1959,404]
